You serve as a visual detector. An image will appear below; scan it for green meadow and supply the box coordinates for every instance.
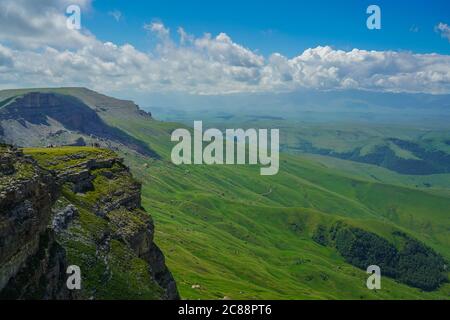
[8,87,448,300]
[100,115,450,299]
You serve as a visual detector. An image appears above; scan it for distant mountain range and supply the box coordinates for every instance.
[147,89,450,128]
[0,88,157,157]
[147,89,450,176]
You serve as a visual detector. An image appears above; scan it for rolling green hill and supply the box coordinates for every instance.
[152,108,450,176]
[2,88,449,299]
[99,107,450,299]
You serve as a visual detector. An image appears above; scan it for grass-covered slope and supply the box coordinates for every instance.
[152,105,450,175]
[101,115,450,299]
[3,88,448,299]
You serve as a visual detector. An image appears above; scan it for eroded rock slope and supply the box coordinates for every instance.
[0,145,178,299]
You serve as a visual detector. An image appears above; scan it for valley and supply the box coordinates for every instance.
[1,88,449,300]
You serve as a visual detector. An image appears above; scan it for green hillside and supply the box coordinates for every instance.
[98,113,450,299]
[3,88,449,299]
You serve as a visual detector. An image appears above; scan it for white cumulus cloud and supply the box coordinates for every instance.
[0,1,450,95]
[0,0,94,50]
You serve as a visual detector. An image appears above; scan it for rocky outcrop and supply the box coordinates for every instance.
[0,145,70,299]
[107,209,178,299]
[59,152,179,299]
[146,244,179,299]
[52,205,79,233]
[0,92,158,158]
[0,232,70,300]
[0,145,178,300]
[94,187,141,217]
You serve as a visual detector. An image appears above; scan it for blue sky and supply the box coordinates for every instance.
[87,0,450,57]
[1,0,450,95]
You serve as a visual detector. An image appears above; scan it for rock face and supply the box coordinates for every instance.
[0,145,178,300]
[0,145,70,299]
[52,205,78,233]
[0,91,158,158]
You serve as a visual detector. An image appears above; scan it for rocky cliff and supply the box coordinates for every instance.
[0,145,178,300]
[0,144,69,299]
[0,90,158,158]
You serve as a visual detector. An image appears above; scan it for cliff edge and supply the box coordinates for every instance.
[0,144,178,300]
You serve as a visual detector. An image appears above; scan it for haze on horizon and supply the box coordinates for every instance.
[0,0,449,102]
